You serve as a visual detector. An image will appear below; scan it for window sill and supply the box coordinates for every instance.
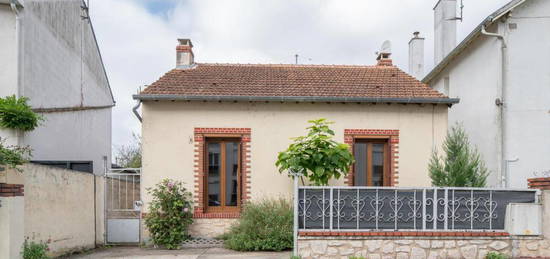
[193,211,240,219]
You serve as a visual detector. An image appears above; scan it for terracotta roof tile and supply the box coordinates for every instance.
[137,63,453,103]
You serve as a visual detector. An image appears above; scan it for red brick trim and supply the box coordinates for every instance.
[344,129,399,186]
[193,128,251,218]
[528,177,550,190]
[193,212,240,219]
[0,183,24,197]
[299,231,509,237]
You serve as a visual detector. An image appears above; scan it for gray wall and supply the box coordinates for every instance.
[0,0,114,174]
[429,0,550,188]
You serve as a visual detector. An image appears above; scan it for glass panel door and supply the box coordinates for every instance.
[207,142,221,206]
[353,140,388,186]
[206,139,240,212]
[225,142,239,206]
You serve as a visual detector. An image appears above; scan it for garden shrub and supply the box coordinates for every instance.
[144,179,193,249]
[486,251,508,259]
[21,240,49,259]
[0,95,42,131]
[0,139,31,171]
[222,198,293,251]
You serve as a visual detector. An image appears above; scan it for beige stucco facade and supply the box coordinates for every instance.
[23,164,104,257]
[140,101,449,218]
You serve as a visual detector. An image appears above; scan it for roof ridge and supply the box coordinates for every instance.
[195,62,390,69]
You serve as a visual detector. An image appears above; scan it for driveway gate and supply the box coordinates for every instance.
[105,168,141,243]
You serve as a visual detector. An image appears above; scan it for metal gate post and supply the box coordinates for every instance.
[293,173,299,257]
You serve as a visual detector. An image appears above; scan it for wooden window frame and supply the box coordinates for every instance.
[204,137,241,213]
[352,138,391,186]
[344,129,399,186]
[193,128,251,219]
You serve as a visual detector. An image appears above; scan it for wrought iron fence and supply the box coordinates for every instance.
[297,186,538,231]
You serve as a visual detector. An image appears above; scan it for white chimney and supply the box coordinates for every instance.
[434,0,457,64]
[176,39,194,68]
[408,31,425,79]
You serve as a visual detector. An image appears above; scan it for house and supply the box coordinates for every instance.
[133,39,457,238]
[419,0,550,188]
[0,0,114,174]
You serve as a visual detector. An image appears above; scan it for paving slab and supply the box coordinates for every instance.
[65,247,291,259]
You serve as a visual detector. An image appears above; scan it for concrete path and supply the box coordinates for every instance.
[65,247,291,259]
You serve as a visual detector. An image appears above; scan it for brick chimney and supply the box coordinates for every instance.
[176,39,194,68]
[376,40,392,66]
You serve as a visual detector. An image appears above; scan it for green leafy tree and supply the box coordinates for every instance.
[144,179,193,249]
[0,95,43,131]
[429,123,488,187]
[0,95,41,172]
[276,118,354,186]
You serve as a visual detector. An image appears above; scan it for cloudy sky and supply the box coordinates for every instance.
[89,0,511,151]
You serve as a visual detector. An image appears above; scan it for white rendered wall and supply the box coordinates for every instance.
[429,0,550,188]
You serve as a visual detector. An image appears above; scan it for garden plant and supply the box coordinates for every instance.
[0,95,40,171]
[429,123,488,187]
[144,179,193,249]
[222,198,293,251]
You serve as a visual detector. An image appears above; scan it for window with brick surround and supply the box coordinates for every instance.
[353,139,390,186]
[205,138,241,212]
[194,128,251,218]
[344,129,399,186]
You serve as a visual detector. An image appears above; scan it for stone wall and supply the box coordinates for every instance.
[188,218,237,239]
[298,237,549,259]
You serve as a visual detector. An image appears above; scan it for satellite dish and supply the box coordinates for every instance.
[380,40,391,54]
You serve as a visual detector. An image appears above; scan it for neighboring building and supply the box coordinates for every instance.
[0,0,114,174]
[420,0,550,188]
[134,39,458,238]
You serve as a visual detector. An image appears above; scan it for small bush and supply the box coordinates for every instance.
[0,95,43,131]
[21,240,49,259]
[0,139,31,171]
[486,251,508,259]
[144,179,193,249]
[222,198,293,251]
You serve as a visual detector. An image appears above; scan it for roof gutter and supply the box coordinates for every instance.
[132,94,459,105]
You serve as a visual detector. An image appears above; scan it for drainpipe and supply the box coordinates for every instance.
[132,100,142,122]
[481,24,507,187]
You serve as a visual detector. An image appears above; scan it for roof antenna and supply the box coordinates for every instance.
[295,54,298,64]
[449,0,464,22]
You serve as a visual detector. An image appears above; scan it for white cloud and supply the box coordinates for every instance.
[89,0,511,149]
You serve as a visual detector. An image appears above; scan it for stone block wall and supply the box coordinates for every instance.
[298,237,549,259]
[188,218,237,238]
